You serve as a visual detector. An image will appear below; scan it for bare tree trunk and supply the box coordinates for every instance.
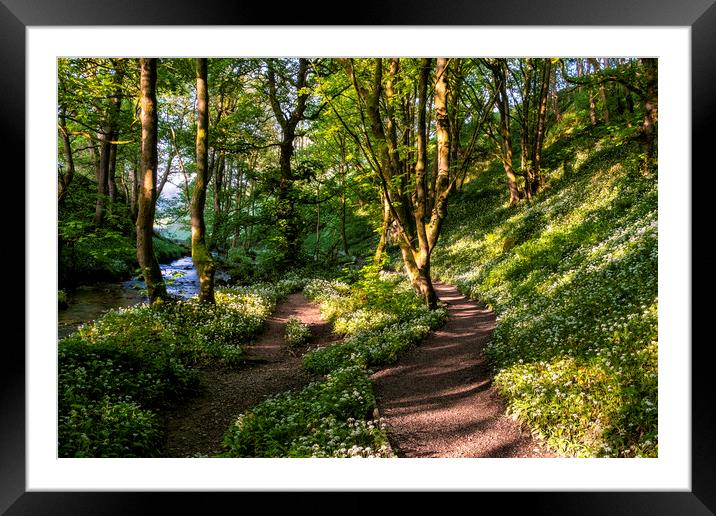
[192,58,216,303]
[136,57,167,303]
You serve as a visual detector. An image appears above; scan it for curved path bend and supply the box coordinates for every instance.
[371,282,555,458]
[164,292,340,457]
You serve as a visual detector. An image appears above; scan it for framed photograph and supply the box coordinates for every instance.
[6,0,714,512]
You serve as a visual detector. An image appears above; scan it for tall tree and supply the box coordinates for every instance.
[136,58,168,303]
[339,57,457,308]
[192,58,216,303]
[484,58,521,206]
[639,58,658,175]
[589,58,610,123]
[550,64,561,123]
[528,58,552,196]
[57,111,75,204]
[94,60,125,226]
[266,58,312,266]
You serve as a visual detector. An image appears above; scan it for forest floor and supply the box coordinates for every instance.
[163,292,342,457]
[164,283,554,458]
[371,282,555,458]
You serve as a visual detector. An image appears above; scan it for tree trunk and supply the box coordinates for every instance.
[192,58,216,304]
[314,182,321,260]
[276,139,299,260]
[233,160,246,247]
[94,72,123,226]
[93,131,111,226]
[136,58,167,304]
[492,59,521,206]
[530,59,551,195]
[58,113,75,204]
[588,87,598,126]
[374,192,391,265]
[589,58,610,123]
[266,58,310,267]
[130,156,140,224]
[211,152,225,252]
[156,150,174,201]
[338,150,349,256]
[107,136,118,210]
[520,60,534,199]
[640,58,658,175]
[550,64,561,123]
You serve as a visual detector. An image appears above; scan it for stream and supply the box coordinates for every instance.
[57,256,230,339]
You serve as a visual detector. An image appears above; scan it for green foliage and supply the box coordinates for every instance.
[58,324,198,457]
[58,290,69,309]
[221,265,443,458]
[58,275,309,457]
[302,268,447,375]
[222,366,393,457]
[285,318,311,347]
[432,128,657,457]
[59,399,163,458]
[152,235,186,263]
[59,223,136,282]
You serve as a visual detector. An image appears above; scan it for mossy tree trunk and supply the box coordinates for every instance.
[486,58,521,206]
[192,57,216,304]
[266,58,310,267]
[136,57,168,304]
[341,57,457,310]
[373,191,391,265]
[94,60,124,227]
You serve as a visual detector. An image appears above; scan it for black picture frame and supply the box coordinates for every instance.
[4,0,714,513]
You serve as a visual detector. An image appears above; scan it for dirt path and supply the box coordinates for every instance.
[163,292,341,457]
[371,282,555,458]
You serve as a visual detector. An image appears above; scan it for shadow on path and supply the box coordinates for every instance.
[163,292,340,457]
[371,282,555,458]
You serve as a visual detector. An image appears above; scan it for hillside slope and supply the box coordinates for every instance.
[432,123,658,457]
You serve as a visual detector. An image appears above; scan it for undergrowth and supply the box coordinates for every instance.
[432,131,657,457]
[221,264,446,458]
[58,273,308,457]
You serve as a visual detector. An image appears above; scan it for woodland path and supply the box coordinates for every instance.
[163,292,341,457]
[371,282,555,458]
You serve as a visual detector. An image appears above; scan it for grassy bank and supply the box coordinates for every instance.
[58,274,306,457]
[432,125,658,457]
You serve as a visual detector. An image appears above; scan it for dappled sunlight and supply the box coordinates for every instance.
[432,125,657,457]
